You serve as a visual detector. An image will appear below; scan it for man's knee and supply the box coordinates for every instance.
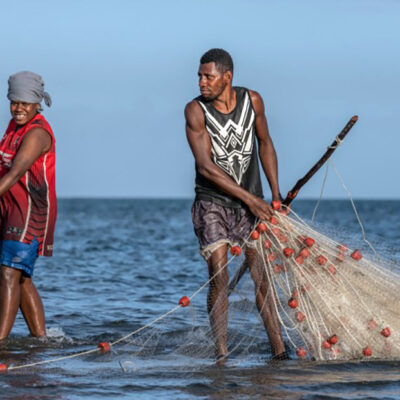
[209,271,229,290]
[208,254,228,284]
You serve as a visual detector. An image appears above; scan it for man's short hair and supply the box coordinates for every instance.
[200,48,234,74]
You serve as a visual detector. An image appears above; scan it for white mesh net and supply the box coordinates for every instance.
[236,208,400,361]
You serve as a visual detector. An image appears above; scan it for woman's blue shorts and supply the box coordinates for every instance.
[0,239,39,277]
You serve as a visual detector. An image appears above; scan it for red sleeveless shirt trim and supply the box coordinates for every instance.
[0,113,57,256]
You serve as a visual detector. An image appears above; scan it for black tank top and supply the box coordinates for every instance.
[194,87,263,208]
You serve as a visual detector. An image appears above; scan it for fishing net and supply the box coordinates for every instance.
[230,207,400,361]
[4,173,399,373]
[104,199,400,369]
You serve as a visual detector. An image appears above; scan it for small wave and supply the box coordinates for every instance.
[46,326,74,344]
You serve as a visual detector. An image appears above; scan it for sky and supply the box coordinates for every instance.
[0,0,399,199]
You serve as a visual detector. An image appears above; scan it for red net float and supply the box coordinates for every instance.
[299,248,310,258]
[296,347,307,358]
[268,253,276,262]
[296,311,306,322]
[263,239,272,249]
[269,216,278,225]
[317,255,327,266]
[98,342,110,354]
[283,247,294,258]
[179,296,190,307]
[295,255,304,265]
[381,327,391,338]
[351,249,362,260]
[0,363,7,373]
[363,346,372,357]
[271,200,281,210]
[322,340,332,349]
[274,265,282,274]
[304,237,315,247]
[251,230,259,240]
[256,222,267,233]
[288,297,298,309]
[230,246,242,256]
[328,335,338,345]
[327,265,337,275]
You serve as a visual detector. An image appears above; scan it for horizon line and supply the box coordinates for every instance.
[56,196,400,201]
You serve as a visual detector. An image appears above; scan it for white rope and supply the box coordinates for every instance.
[328,135,343,149]
[311,160,330,224]
[331,161,380,260]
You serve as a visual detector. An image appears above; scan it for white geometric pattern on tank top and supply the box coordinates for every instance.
[199,92,255,185]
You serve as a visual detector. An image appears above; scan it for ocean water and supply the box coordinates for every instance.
[1,199,400,400]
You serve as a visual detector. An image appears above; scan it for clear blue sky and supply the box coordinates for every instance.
[0,0,399,199]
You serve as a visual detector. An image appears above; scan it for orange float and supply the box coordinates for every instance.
[230,246,242,256]
[283,247,294,258]
[363,346,372,356]
[351,249,362,260]
[179,296,190,307]
[257,222,267,233]
[98,342,111,354]
[304,237,315,247]
[296,347,307,358]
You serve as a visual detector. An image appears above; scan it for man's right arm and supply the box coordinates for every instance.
[184,100,273,220]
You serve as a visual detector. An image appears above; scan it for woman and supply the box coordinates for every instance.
[0,71,56,340]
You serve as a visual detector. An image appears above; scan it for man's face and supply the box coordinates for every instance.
[10,101,39,125]
[198,62,230,101]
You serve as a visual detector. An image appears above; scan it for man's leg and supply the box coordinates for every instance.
[247,248,286,356]
[19,276,46,337]
[207,244,229,359]
[0,266,22,340]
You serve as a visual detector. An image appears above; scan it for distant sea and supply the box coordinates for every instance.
[1,199,400,400]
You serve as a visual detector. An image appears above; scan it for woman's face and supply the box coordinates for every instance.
[10,101,39,126]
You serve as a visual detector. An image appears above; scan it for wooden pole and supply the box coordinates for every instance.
[227,116,358,294]
[283,115,358,206]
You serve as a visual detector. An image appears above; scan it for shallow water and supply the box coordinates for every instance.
[1,199,400,400]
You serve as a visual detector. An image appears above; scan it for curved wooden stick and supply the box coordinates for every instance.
[283,115,358,206]
[228,116,358,294]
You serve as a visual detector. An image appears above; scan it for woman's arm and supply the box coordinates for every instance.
[0,128,51,197]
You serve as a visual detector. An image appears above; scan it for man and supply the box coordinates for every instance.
[185,48,287,362]
[0,71,56,340]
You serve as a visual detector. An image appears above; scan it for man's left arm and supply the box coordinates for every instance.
[249,90,281,202]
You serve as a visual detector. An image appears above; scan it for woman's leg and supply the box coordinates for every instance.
[19,276,46,337]
[0,266,22,340]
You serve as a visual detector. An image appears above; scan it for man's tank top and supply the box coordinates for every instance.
[195,86,263,208]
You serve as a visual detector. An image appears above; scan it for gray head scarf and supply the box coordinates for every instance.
[7,71,52,107]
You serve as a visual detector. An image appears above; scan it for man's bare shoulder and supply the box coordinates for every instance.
[185,99,202,114]
[185,99,204,127]
[248,89,265,113]
[248,89,263,104]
